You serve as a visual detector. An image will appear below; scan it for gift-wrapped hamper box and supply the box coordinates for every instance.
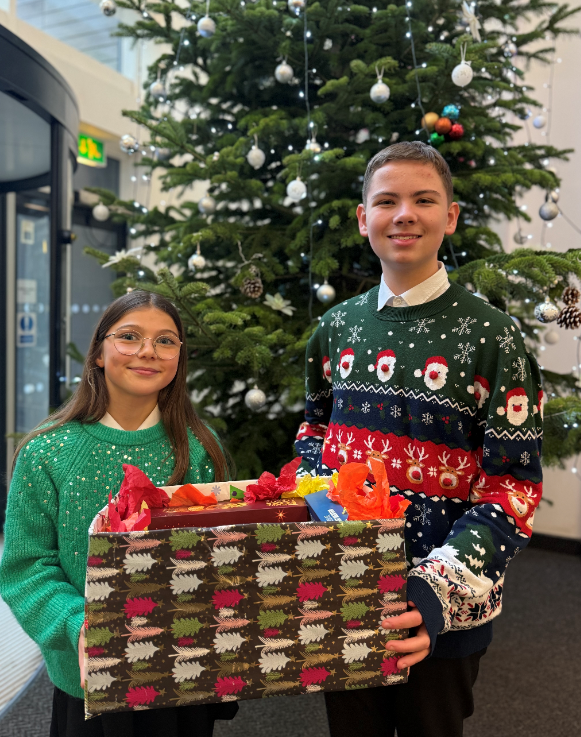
[84,481,408,718]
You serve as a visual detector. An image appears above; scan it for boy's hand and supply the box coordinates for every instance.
[79,627,85,688]
[382,601,431,669]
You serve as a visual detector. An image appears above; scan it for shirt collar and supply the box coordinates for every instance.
[377,262,449,310]
[100,405,161,431]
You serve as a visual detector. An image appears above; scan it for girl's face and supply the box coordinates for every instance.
[95,307,181,403]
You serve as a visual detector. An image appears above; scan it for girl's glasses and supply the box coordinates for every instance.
[104,330,182,360]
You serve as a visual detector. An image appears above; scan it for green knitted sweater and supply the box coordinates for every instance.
[0,420,214,699]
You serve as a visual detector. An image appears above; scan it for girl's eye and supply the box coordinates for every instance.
[118,332,140,341]
[157,335,179,346]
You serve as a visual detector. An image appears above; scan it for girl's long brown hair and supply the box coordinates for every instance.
[13,290,230,483]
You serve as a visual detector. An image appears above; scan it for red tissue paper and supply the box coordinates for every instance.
[244,457,302,503]
[104,464,170,532]
[335,458,411,521]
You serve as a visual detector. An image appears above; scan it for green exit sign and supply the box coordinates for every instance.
[78,134,106,167]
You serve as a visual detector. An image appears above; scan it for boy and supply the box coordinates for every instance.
[295,141,543,737]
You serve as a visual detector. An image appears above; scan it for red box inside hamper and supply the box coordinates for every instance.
[148,497,309,530]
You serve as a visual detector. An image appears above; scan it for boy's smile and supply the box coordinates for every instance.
[357,160,460,292]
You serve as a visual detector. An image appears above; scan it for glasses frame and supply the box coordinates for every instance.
[104,330,183,360]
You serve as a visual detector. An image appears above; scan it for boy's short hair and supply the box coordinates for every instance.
[362,141,454,206]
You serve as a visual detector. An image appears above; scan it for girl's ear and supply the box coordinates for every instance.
[95,353,104,369]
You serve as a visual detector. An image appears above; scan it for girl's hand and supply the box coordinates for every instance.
[78,627,85,688]
[382,601,431,669]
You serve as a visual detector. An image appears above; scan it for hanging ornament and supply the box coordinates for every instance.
[547,189,559,203]
[557,304,581,329]
[120,134,139,154]
[532,115,546,129]
[323,38,333,50]
[448,123,465,140]
[370,66,390,103]
[430,132,445,147]
[504,41,518,57]
[421,112,439,131]
[513,230,528,245]
[188,246,206,271]
[275,61,294,84]
[544,329,560,345]
[241,266,264,299]
[197,15,216,37]
[473,291,489,302]
[535,296,560,323]
[288,0,306,15]
[452,44,473,88]
[247,139,266,170]
[212,151,220,162]
[99,0,117,16]
[355,128,370,144]
[316,280,336,304]
[245,385,267,411]
[509,315,522,330]
[149,79,166,101]
[434,117,453,135]
[286,177,307,201]
[199,194,217,214]
[562,286,580,305]
[539,201,559,221]
[92,203,110,222]
[305,132,322,154]
[442,104,460,121]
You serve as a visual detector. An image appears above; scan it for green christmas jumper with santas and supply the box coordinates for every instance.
[295,281,543,658]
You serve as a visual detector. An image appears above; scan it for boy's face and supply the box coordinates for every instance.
[356,160,460,276]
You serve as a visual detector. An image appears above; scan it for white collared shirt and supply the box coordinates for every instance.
[99,405,161,431]
[377,261,449,310]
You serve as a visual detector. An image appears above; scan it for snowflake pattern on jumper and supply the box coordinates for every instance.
[512,358,527,381]
[496,327,516,354]
[348,325,363,343]
[355,293,369,306]
[413,504,433,525]
[454,342,475,364]
[422,413,433,424]
[409,318,435,334]
[520,451,530,466]
[390,406,401,418]
[452,317,477,335]
[330,311,347,328]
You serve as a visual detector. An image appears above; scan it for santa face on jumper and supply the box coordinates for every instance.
[467,375,490,409]
[322,356,332,383]
[497,387,529,426]
[338,348,355,379]
[414,356,448,391]
[368,349,396,383]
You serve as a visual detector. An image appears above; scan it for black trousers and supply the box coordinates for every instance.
[49,686,238,737]
[325,649,486,737]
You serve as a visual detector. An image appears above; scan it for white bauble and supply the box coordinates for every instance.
[100,0,117,17]
[370,81,390,103]
[532,115,546,129]
[149,79,166,101]
[247,146,266,170]
[547,190,559,203]
[245,386,266,411]
[305,138,322,154]
[275,62,294,84]
[513,230,528,245]
[286,178,307,201]
[539,201,559,221]
[199,195,216,215]
[451,62,473,87]
[188,252,206,271]
[316,281,335,304]
[473,291,489,302]
[197,15,216,37]
[288,0,306,14]
[544,329,560,345]
[120,133,139,154]
[509,315,522,330]
[503,42,518,57]
[92,203,110,222]
[534,297,560,323]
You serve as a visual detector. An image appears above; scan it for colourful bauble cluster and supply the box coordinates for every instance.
[421,104,464,147]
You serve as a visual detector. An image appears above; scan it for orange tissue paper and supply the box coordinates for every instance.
[336,459,411,521]
[168,483,217,508]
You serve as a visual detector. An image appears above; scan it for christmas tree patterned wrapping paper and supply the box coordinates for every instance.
[84,517,408,717]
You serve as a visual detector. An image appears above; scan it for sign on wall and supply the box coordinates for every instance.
[78,134,106,168]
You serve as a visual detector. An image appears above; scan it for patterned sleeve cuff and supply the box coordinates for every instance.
[406,575,445,655]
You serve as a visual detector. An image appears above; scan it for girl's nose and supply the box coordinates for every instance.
[136,337,157,358]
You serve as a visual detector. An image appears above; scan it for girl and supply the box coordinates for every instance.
[0,290,237,737]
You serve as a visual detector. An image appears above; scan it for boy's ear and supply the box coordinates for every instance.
[445,201,460,236]
[356,203,368,237]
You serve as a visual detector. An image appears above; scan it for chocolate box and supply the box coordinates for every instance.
[148,498,309,530]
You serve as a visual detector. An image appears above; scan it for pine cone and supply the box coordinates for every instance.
[556,304,581,330]
[240,276,263,299]
[562,286,580,306]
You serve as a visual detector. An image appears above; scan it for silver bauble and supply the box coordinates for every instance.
[247,146,266,169]
[149,79,166,100]
[509,314,522,330]
[544,329,560,345]
[547,190,559,203]
[92,203,110,222]
[451,62,473,87]
[286,178,307,201]
[316,280,336,304]
[188,252,206,271]
[100,0,117,17]
[532,115,546,129]
[275,62,294,84]
[305,138,322,154]
[120,133,139,154]
[513,230,528,245]
[503,42,518,57]
[245,386,266,411]
[473,291,489,302]
[539,201,559,221]
[197,15,216,37]
[534,297,560,323]
[370,81,390,103]
[199,195,217,214]
[288,0,306,14]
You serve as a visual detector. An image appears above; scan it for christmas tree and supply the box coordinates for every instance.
[87,0,581,477]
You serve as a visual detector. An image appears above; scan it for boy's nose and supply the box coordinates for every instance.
[393,205,418,223]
